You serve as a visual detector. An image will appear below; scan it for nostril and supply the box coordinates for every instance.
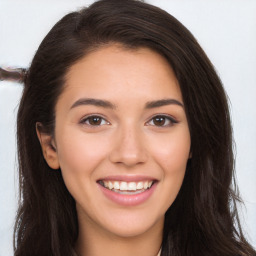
[109,150,142,165]
[108,128,148,166]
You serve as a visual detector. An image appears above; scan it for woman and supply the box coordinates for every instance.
[12,0,255,255]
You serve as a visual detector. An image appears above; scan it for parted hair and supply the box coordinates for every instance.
[14,0,255,255]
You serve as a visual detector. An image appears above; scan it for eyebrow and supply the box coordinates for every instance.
[145,99,184,109]
[70,98,117,110]
[70,98,183,110]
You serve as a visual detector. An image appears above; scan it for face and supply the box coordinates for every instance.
[42,45,191,238]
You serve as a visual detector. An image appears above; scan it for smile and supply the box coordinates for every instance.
[97,178,157,206]
[98,180,154,195]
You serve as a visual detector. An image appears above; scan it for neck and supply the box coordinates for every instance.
[75,212,163,256]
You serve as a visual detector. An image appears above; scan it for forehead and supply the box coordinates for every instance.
[59,44,183,108]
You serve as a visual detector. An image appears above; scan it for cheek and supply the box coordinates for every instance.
[149,128,190,205]
[150,127,190,172]
[54,129,114,209]
[55,128,111,188]
[57,128,109,166]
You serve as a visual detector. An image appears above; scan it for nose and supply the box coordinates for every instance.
[109,125,148,167]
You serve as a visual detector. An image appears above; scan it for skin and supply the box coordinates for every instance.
[37,44,191,256]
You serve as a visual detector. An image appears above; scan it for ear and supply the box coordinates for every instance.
[36,122,60,170]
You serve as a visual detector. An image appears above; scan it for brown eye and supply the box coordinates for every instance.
[88,116,102,125]
[147,115,178,127]
[81,116,109,126]
[153,116,166,126]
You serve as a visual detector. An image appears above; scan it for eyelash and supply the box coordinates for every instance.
[80,114,178,127]
[80,115,110,126]
[146,115,178,127]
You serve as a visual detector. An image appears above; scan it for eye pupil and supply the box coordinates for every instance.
[153,117,165,126]
[89,117,102,125]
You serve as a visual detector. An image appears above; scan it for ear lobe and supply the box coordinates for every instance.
[36,123,60,170]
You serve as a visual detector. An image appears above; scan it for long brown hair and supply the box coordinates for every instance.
[14,0,255,255]
[0,67,26,83]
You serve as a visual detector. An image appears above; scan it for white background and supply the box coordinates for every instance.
[0,0,255,255]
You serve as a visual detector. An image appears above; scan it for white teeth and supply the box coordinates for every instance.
[108,181,113,190]
[143,181,149,189]
[102,180,154,191]
[120,182,128,191]
[136,182,143,190]
[103,181,108,188]
[128,182,137,191]
[113,181,120,189]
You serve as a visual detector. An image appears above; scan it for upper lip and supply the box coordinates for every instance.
[97,175,157,182]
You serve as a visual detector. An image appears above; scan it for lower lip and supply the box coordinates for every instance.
[98,182,157,206]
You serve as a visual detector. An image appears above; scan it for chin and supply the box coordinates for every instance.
[99,210,164,238]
